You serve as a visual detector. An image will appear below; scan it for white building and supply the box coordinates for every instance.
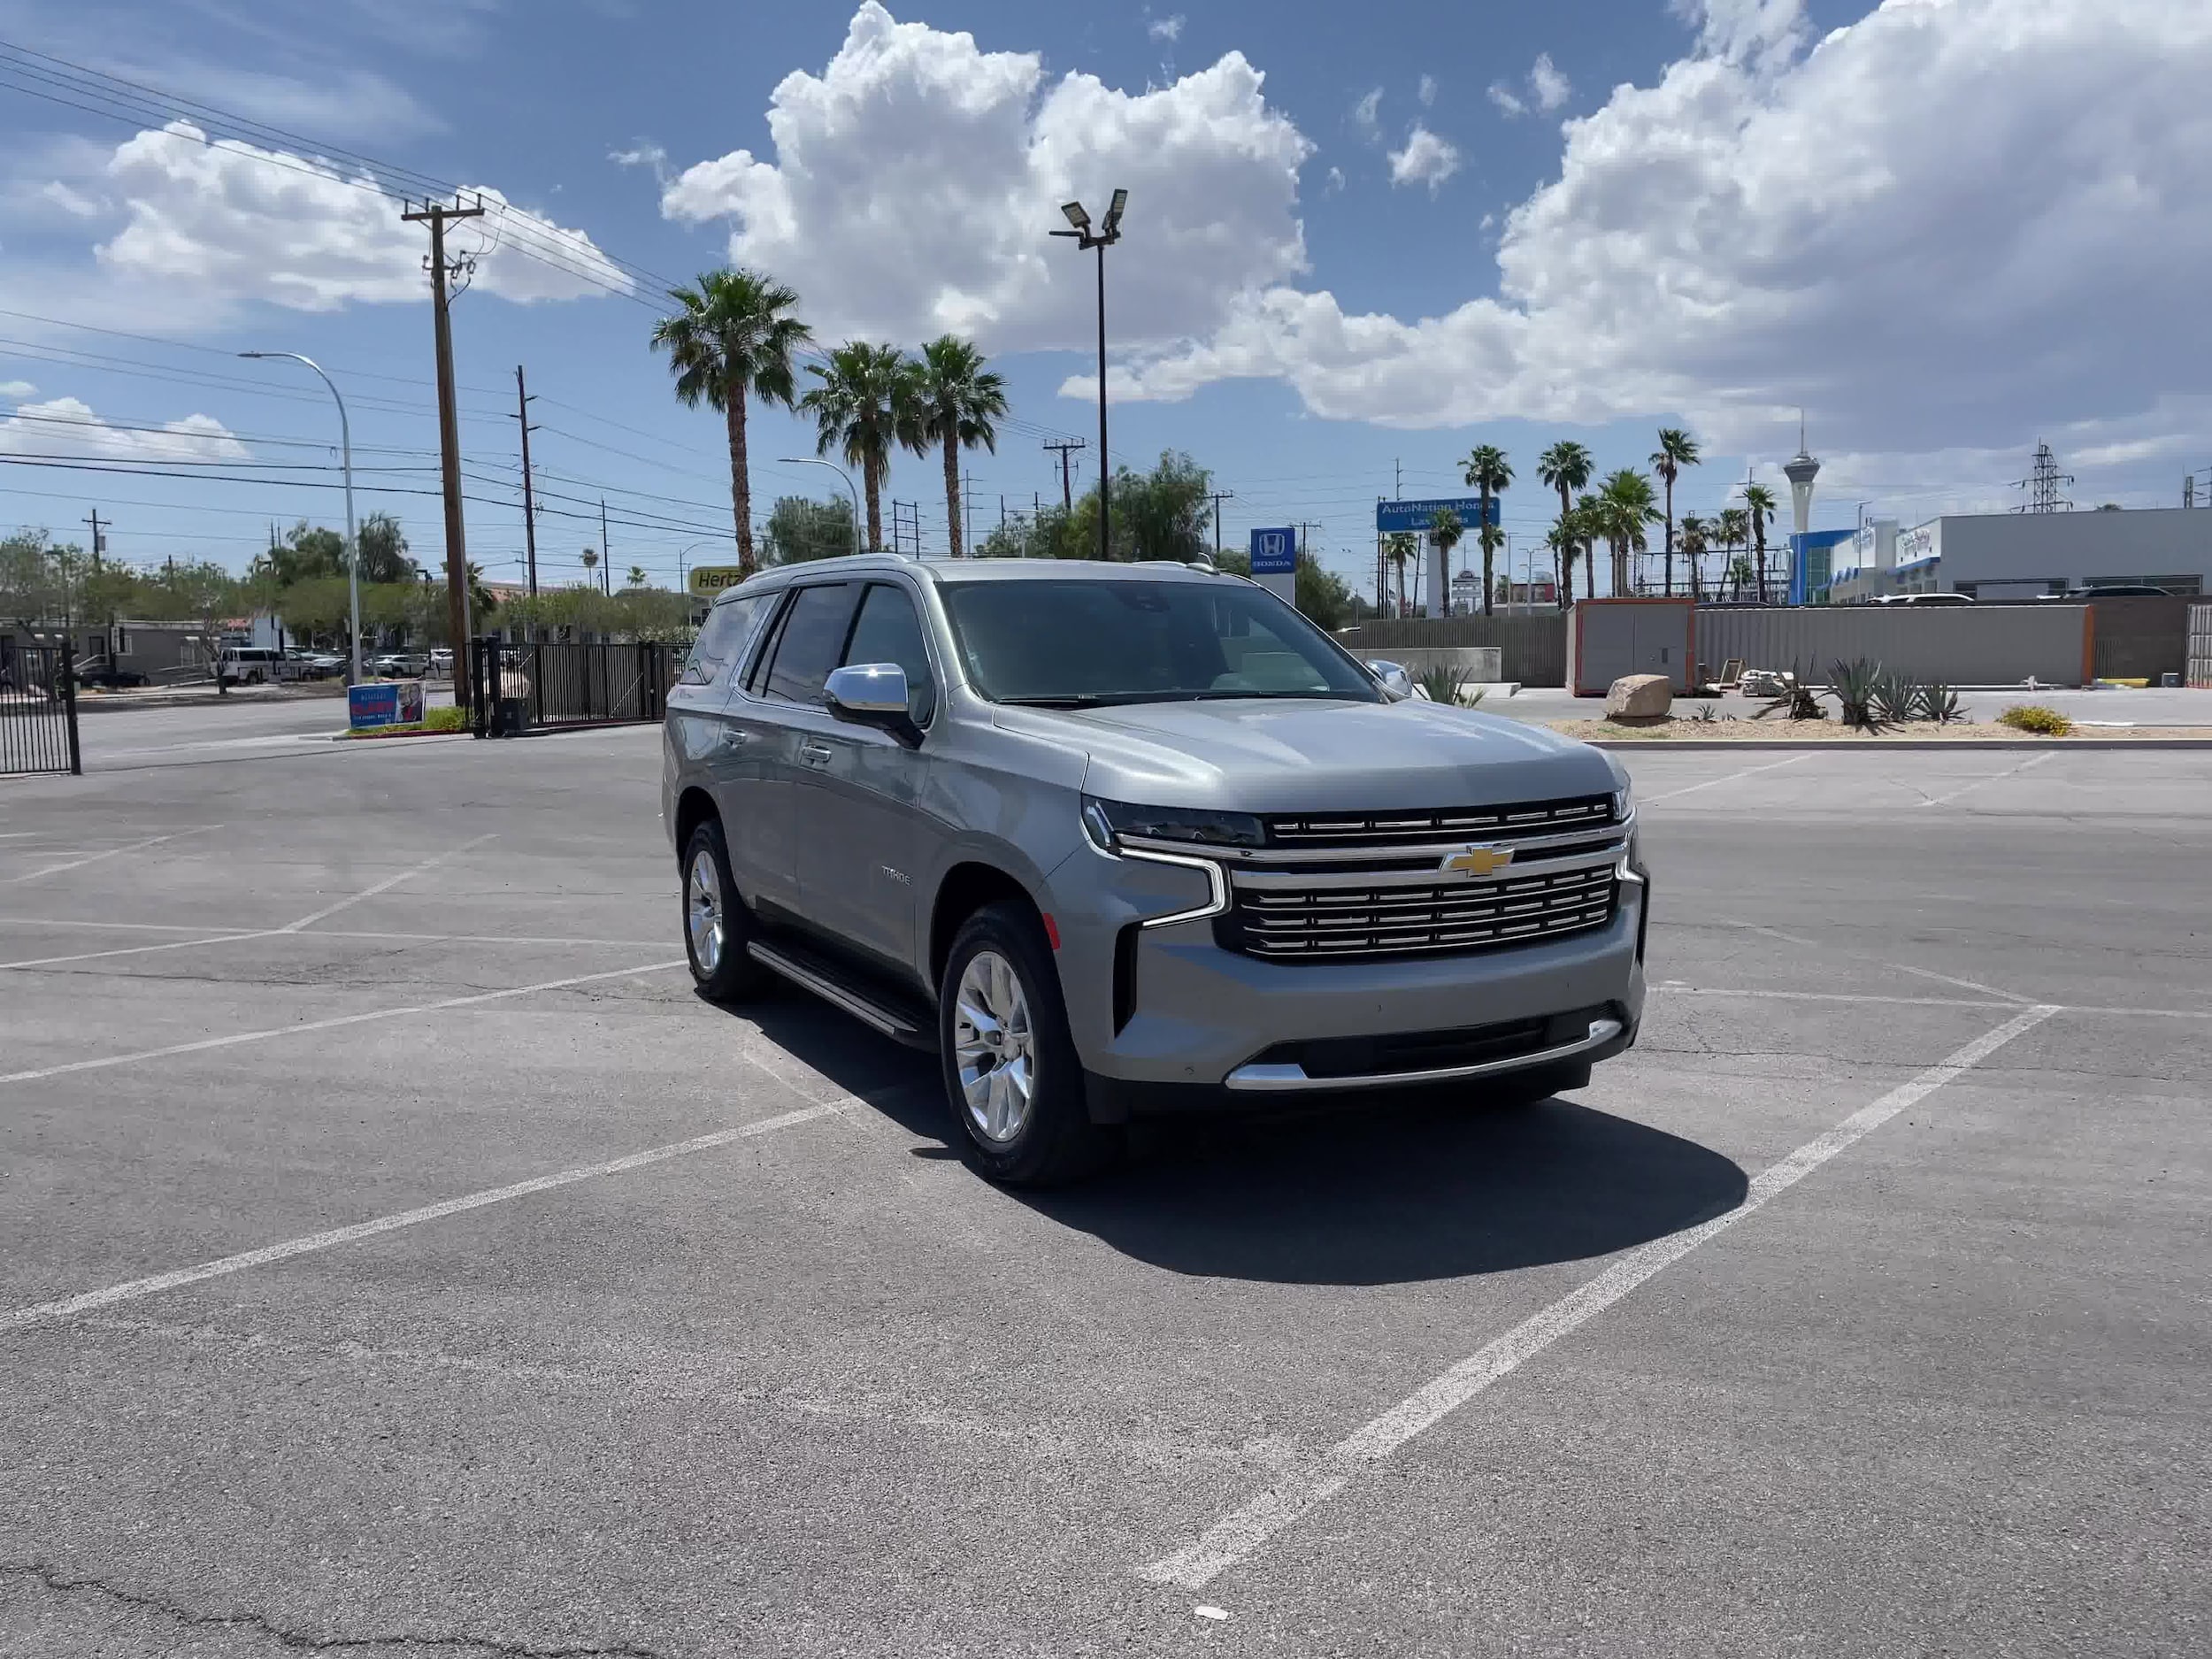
[1824,507,2212,602]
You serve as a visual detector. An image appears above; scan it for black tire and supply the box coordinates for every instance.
[245,670,265,686]
[938,901,1119,1187]
[680,818,767,1002]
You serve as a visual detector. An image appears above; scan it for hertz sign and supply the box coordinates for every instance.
[687,565,748,598]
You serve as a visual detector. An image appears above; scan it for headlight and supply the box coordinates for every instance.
[1611,783,1632,822]
[1082,796,1265,851]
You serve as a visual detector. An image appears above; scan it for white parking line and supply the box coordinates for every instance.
[280,833,498,930]
[1640,754,1811,804]
[1,1098,848,1334]
[1648,982,2212,1021]
[0,931,273,971]
[1914,751,2055,809]
[0,826,224,885]
[1139,1003,2062,1590]
[1710,918,2033,1004]
[0,957,687,1086]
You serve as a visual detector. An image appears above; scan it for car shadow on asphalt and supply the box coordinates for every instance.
[722,990,1748,1288]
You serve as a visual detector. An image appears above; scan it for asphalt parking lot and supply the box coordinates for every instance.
[3,718,2208,1656]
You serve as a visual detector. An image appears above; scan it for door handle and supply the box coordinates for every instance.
[798,742,834,767]
[717,727,751,748]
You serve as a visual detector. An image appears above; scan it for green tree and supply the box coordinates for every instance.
[915,336,1008,559]
[1427,508,1464,614]
[1649,427,1701,596]
[1215,548,1355,629]
[356,512,417,584]
[1542,519,1577,611]
[763,495,860,565]
[1460,443,1513,616]
[626,565,649,589]
[1596,470,1661,595]
[1678,513,1709,603]
[1536,440,1594,606]
[1716,507,1749,603]
[1742,481,1778,603]
[801,342,924,552]
[580,548,600,587]
[650,267,812,573]
[1727,553,1755,601]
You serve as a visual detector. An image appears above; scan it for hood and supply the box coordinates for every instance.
[993,697,1619,812]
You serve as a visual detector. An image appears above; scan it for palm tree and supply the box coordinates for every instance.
[1427,509,1464,616]
[1679,514,1709,602]
[1574,493,1602,598]
[1742,482,1778,603]
[800,342,925,551]
[626,565,649,589]
[1543,519,1578,609]
[1649,427,1701,596]
[1536,440,1593,606]
[580,547,599,586]
[1384,531,1417,617]
[1597,470,1661,595]
[649,268,811,574]
[1726,553,1755,601]
[466,561,497,620]
[1460,443,1513,616]
[1717,507,1749,603]
[916,336,1009,559]
[1477,521,1506,613]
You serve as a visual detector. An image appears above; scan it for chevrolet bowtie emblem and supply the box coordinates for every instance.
[1440,844,1513,877]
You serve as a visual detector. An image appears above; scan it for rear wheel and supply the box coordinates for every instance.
[940,902,1118,1187]
[681,818,766,1002]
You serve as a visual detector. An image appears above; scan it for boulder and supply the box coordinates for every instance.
[1605,673,1672,719]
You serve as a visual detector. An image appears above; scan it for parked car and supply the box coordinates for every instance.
[1872,592,1973,605]
[2039,585,2175,599]
[664,554,1646,1187]
[218,645,291,686]
[366,653,425,678]
[72,657,150,690]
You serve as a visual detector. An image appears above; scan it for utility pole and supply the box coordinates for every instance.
[514,365,540,596]
[1043,439,1085,513]
[599,499,611,594]
[1208,490,1235,557]
[83,509,105,572]
[402,194,487,706]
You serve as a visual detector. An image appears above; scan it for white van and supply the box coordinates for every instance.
[219,646,292,686]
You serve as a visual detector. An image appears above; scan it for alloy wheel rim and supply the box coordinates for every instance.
[687,850,724,974]
[954,949,1035,1145]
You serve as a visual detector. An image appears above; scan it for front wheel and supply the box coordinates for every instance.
[939,902,1118,1187]
[681,818,766,1002]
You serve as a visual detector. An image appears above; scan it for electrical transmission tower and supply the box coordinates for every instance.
[2011,441,2075,514]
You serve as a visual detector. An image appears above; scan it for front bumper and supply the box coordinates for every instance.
[1049,849,1647,1102]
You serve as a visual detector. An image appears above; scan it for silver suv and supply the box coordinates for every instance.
[664,555,1646,1185]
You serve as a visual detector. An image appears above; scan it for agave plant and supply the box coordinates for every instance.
[1917,682,1964,724]
[1870,670,1920,726]
[1754,663,1825,721]
[1830,657,1892,733]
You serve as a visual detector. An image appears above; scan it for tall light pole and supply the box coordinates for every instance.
[1051,188,1126,560]
[775,457,862,556]
[240,351,359,684]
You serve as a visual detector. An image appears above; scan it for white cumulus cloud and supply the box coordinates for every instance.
[0,396,250,464]
[1148,12,1185,43]
[0,379,36,398]
[660,3,1310,350]
[1529,53,1571,111]
[1093,0,2212,464]
[1386,126,1461,194]
[1486,81,1525,117]
[89,122,632,312]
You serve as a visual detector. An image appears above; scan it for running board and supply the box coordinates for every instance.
[746,939,937,1051]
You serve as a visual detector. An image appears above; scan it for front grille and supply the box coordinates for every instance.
[1222,864,1617,961]
[1265,794,1612,848]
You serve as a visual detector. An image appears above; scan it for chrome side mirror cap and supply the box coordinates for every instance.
[825,663,921,743]
[1365,658,1414,701]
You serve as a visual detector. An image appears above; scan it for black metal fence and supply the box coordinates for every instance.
[467,638,672,737]
[0,641,82,775]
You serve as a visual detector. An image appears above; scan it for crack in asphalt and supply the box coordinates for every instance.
[0,1563,672,1659]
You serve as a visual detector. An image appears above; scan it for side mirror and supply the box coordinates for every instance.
[1365,658,1414,701]
[825,662,920,743]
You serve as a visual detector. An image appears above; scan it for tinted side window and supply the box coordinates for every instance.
[680,595,760,687]
[761,583,858,705]
[841,583,937,724]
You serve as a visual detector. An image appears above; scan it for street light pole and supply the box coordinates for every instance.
[1051,188,1127,560]
[241,351,359,686]
[775,457,862,556]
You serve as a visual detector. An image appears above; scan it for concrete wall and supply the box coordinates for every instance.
[1336,614,1567,687]
[1936,509,2212,595]
[2088,596,2201,682]
[1695,603,2093,687]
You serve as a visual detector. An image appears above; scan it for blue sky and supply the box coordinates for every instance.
[0,0,2203,598]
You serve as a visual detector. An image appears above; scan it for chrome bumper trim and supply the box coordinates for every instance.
[1223,1016,1625,1094]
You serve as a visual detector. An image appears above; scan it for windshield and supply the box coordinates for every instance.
[940,578,1381,707]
